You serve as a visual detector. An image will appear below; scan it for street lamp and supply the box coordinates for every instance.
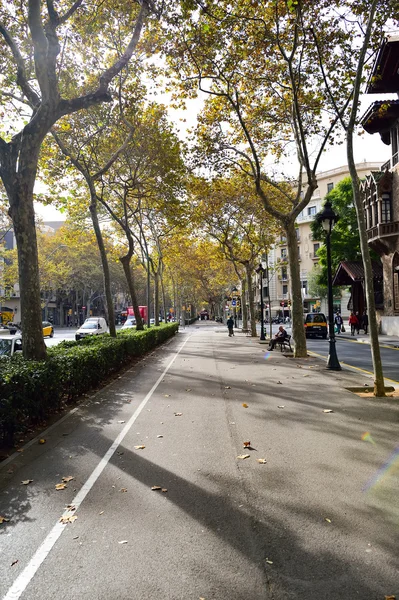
[255,263,266,342]
[316,200,341,371]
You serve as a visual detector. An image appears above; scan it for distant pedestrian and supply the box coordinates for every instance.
[355,311,361,334]
[334,312,343,334]
[348,312,359,336]
[361,311,369,334]
[227,316,234,337]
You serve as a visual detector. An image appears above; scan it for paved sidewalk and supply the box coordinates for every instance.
[338,331,399,347]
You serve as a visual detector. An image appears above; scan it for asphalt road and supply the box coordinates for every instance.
[307,337,399,383]
[1,322,398,599]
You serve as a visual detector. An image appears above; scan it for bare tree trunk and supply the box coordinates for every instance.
[89,200,116,337]
[154,270,160,325]
[245,263,257,337]
[285,219,307,357]
[120,254,144,330]
[241,277,248,331]
[347,144,385,396]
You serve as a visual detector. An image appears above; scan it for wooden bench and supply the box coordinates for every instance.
[275,335,293,352]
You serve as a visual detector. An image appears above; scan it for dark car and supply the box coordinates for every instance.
[304,313,327,339]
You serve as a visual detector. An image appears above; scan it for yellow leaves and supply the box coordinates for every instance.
[55,483,67,491]
[134,445,145,450]
[385,596,396,600]
[174,412,183,416]
[60,514,77,524]
[325,518,332,523]
[242,403,248,408]
[237,454,250,460]
[243,441,251,447]
[151,486,162,490]
[323,409,334,413]
[38,438,46,444]
[257,458,267,464]
[0,516,10,524]
[62,476,74,483]
[265,558,273,565]
[120,488,128,493]
[21,479,33,485]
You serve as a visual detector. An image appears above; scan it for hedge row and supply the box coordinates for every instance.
[0,323,178,446]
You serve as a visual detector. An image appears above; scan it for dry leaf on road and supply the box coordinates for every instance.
[186,388,191,392]
[174,412,183,416]
[10,560,19,567]
[164,394,171,397]
[323,409,334,413]
[162,488,168,493]
[0,516,10,524]
[384,596,396,600]
[38,439,46,444]
[237,454,250,460]
[242,403,248,408]
[325,518,332,523]
[157,435,163,438]
[134,445,145,450]
[257,459,267,464]
[118,540,128,544]
[265,559,273,565]
[243,441,251,447]
[59,514,77,524]
[117,420,126,424]
[151,486,162,491]
[55,483,67,490]
[120,488,127,493]
[21,480,33,485]
[62,476,74,483]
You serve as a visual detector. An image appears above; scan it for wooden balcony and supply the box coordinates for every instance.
[367,221,399,243]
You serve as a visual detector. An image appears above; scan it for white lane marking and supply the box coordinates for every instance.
[2,335,191,600]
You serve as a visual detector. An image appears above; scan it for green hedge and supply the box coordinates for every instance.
[0,323,178,446]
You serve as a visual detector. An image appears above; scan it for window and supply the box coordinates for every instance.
[327,182,334,193]
[282,284,288,295]
[381,193,392,223]
[308,206,316,216]
[281,267,287,280]
[313,243,320,255]
[392,126,398,166]
[280,234,287,243]
[302,280,308,294]
[295,228,300,240]
[281,248,287,259]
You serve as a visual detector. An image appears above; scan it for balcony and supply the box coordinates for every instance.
[309,253,320,260]
[367,221,399,243]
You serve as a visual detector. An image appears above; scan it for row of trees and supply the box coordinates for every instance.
[1,1,398,395]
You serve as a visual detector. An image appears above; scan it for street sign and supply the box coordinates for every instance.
[231,299,236,306]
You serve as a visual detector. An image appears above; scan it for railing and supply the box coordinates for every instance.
[381,159,391,171]
[367,221,399,241]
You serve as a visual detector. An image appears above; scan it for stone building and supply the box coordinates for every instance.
[361,34,399,334]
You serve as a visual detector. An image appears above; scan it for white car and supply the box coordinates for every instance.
[75,317,109,340]
[122,317,136,329]
[0,333,22,357]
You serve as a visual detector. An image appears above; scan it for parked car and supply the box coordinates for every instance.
[42,321,54,338]
[304,313,327,339]
[122,317,136,329]
[75,317,109,340]
[0,333,22,357]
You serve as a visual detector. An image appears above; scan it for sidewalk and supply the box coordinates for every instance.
[338,331,399,347]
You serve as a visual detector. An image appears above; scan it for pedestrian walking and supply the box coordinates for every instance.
[334,312,343,334]
[348,312,359,336]
[361,310,369,334]
[227,316,234,337]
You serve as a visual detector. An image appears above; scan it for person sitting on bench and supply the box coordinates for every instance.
[268,325,288,351]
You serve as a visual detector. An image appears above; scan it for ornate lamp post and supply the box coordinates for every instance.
[255,263,266,341]
[316,201,341,371]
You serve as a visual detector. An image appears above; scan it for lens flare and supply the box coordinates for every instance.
[362,444,399,492]
[361,432,376,445]
[263,351,272,360]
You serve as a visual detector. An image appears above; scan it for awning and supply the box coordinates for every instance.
[332,261,383,286]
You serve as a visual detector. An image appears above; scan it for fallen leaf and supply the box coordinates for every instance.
[65,504,76,511]
[237,454,250,460]
[38,439,46,444]
[224,386,231,389]
[278,405,285,408]
[55,483,67,490]
[174,412,182,416]
[62,476,74,483]
[21,480,33,485]
[120,488,127,493]
[157,435,163,438]
[384,596,396,600]
[10,560,18,567]
[277,381,282,385]
[325,518,332,523]
[99,511,104,515]
[118,540,128,544]
[161,488,168,493]
[243,441,251,447]
[257,459,267,464]
[323,409,334,413]
[0,516,10,524]
[134,445,145,450]
[186,388,191,392]
[265,559,273,565]
[151,486,162,491]
[59,514,77,524]
[242,403,248,408]
[117,420,125,424]
[164,394,171,397]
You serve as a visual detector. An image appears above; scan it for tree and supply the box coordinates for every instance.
[0,0,153,358]
[163,0,354,357]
